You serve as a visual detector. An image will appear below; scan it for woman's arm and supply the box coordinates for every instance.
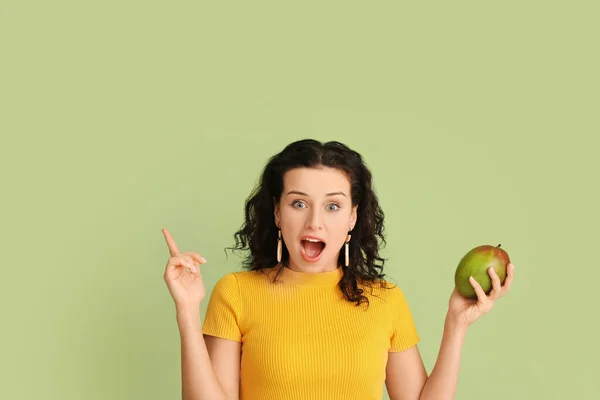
[160,229,242,400]
[177,305,241,400]
[386,316,466,400]
[418,317,467,400]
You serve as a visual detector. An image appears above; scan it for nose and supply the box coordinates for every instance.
[305,208,324,230]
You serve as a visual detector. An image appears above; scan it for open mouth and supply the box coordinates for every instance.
[300,238,326,261]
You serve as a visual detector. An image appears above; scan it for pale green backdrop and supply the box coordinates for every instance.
[1,1,599,399]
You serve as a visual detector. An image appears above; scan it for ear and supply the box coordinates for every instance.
[273,197,280,227]
[349,205,358,231]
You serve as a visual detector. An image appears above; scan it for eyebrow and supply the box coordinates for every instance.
[287,190,347,197]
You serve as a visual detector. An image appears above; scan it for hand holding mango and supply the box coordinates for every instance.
[454,244,511,298]
[446,244,514,328]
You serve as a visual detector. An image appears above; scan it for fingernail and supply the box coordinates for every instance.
[200,257,207,263]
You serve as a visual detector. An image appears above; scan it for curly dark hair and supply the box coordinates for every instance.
[227,139,390,306]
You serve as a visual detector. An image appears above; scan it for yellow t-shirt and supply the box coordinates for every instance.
[202,266,420,400]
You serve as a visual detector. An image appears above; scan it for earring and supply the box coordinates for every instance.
[344,234,351,267]
[277,228,282,263]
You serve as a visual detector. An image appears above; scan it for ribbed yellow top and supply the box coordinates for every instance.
[202,266,420,400]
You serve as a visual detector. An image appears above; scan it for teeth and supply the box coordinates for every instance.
[303,238,322,243]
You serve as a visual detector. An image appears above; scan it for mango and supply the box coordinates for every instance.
[454,244,510,298]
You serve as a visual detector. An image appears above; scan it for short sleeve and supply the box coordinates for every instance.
[202,273,243,342]
[388,285,420,352]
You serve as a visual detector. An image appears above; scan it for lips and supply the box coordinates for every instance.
[300,236,326,263]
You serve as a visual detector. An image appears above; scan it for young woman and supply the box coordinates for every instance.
[162,139,515,400]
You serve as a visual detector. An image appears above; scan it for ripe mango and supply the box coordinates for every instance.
[454,244,510,298]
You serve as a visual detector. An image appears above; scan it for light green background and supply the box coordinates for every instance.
[1,1,598,399]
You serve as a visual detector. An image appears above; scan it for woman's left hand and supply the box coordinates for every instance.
[447,263,515,328]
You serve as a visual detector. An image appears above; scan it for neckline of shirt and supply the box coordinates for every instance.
[275,265,344,287]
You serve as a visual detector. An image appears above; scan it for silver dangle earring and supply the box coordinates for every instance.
[277,228,282,263]
[344,233,352,267]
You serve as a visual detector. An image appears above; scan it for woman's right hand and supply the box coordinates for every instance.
[162,228,208,308]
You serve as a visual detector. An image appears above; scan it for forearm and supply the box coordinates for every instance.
[177,305,226,400]
[419,315,468,400]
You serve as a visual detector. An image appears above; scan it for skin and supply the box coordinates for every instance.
[162,166,516,400]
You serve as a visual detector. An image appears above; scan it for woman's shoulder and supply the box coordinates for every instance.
[207,268,274,305]
[214,267,277,288]
[360,277,409,305]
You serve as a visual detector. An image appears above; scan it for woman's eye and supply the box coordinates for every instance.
[292,201,306,209]
[327,204,339,211]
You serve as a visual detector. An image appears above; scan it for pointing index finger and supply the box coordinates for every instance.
[162,228,180,256]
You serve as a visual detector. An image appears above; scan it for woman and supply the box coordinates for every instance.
[162,139,515,400]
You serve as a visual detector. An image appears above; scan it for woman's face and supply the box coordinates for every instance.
[274,166,358,272]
